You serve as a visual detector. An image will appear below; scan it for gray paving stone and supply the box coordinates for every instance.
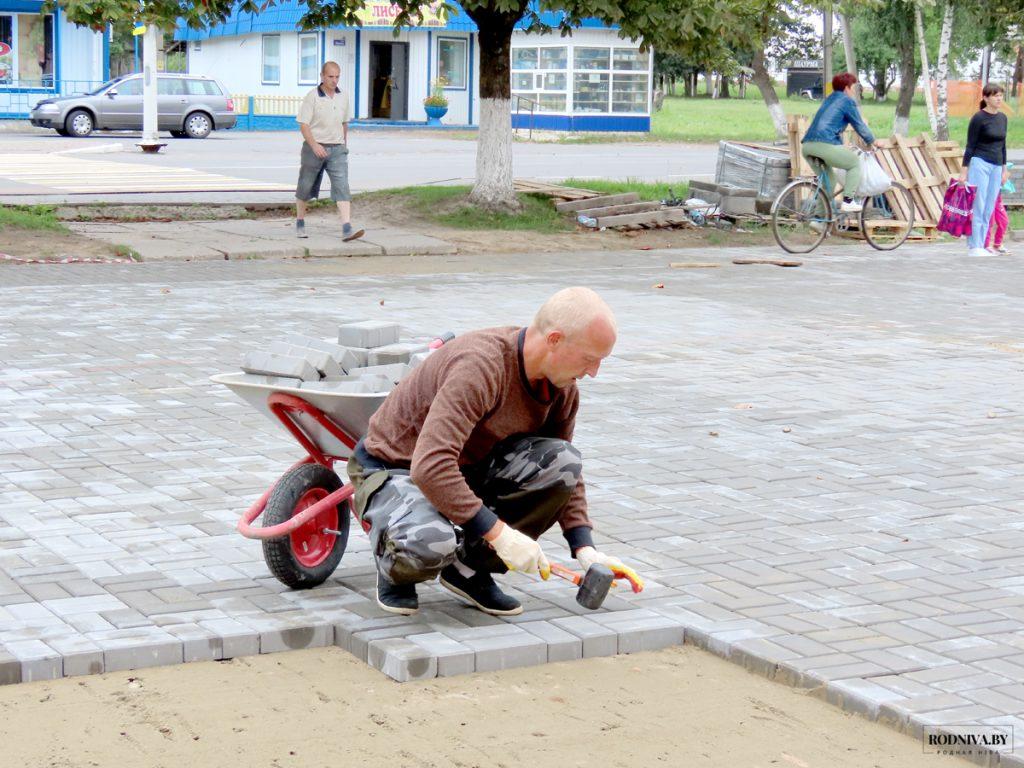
[6,639,62,682]
[517,621,582,663]
[551,616,618,658]
[367,638,438,682]
[259,622,332,654]
[462,628,548,673]
[406,632,475,676]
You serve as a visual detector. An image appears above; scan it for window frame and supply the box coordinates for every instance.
[0,12,56,91]
[436,36,468,90]
[261,33,281,86]
[297,32,319,86]
[510,44,569,115]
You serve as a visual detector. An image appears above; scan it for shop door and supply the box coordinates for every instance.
[369,41,408,120]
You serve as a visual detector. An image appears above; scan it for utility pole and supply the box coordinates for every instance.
[138,23,163,151]
[823,4,833,95]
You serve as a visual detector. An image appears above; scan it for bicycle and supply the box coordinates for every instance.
[770,156,915,254]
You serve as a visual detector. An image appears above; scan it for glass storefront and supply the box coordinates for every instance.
[0,13,54,86]
[511,43,649,115]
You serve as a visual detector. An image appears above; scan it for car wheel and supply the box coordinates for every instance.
[170,130,187,138]
[66,109,94,137]
[55,128,69,136]
[183,112,212,139]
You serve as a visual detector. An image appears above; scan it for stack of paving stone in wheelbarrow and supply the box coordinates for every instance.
[238,320,433,394]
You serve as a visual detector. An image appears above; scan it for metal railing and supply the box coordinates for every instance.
[0,79,104,117]
[512,94,538,140]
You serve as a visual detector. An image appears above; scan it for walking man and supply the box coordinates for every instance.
[347,287,641,616]
[295,61,363,241]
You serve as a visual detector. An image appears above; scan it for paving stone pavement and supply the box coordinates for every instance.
[1,242,1023,761]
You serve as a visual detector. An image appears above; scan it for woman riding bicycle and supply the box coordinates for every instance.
[802,72,877,213]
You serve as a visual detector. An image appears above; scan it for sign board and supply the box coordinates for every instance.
[0,42,11,56]
[354,1,447,27]
[787,59,822,70]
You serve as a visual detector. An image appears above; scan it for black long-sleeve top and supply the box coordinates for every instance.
[963,110,1008,167]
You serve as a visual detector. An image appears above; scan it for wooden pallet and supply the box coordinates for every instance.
[513,179,600,200]
[786,115,815,179]
[555,193,640,213]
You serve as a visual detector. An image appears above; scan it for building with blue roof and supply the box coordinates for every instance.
[174,0,651,132]
[0,0,106,118]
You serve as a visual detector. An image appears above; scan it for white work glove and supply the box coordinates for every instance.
[575,546,644,592]
[488,523,550,579]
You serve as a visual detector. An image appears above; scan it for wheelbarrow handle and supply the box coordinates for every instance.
[429,332,456,350]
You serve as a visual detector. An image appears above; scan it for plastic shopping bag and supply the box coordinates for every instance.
[936,180,976,238]
[855,150,892,197]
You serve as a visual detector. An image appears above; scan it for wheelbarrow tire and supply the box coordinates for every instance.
[262,463,350,589]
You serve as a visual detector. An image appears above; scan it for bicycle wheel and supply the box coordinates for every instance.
[772,180,831,254]
[860,182,914,250]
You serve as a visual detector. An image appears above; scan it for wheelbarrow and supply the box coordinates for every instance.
[213,335,643,600]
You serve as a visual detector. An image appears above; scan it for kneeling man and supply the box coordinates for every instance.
[348,287,637,615]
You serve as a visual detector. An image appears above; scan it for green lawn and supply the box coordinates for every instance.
[0,204,67,232]
[562,178,687,201]
[650,92,1024,147]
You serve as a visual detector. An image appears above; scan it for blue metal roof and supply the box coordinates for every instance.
[174,1,615,41]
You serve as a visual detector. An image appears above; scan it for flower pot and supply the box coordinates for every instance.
[424,104,448,126]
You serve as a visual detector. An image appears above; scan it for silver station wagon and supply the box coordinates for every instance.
[30,73,237,139]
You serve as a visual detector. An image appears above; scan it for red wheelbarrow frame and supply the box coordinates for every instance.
[236,392,370,542]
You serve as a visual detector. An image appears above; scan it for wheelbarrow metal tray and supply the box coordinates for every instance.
[211,372,388,459]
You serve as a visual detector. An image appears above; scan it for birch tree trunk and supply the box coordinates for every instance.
[465,7,523,212]
[839,12,858,102]
[751,47,786,138]
[914,4,937,135]
[934,1,954,141]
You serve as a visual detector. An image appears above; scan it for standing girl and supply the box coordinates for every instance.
[959,84,1009,257]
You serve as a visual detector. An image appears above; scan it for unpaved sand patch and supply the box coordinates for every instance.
[0,645,969,767]
[0,227,124,260]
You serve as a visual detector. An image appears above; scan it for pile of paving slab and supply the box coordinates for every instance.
[238,320,432,394]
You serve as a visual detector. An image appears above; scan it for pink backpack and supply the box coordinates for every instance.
[937,180,976,238]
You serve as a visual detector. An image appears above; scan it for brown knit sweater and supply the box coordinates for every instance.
[363,326,592,542]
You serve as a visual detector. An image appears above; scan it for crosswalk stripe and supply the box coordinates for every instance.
[0,153,293,193]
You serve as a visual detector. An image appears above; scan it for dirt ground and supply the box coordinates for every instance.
[0,644,969,768]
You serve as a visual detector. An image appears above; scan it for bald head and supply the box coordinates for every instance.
[532,286,617,341]
[322,61,340,76]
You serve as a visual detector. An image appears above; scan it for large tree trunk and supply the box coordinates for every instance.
[839,12,858,101]
[914,5,937,135]
[935,1,954,141]
[465,6,523,212]
[893,8,918,136]
[751,47,786,138]
[721,74,731,98]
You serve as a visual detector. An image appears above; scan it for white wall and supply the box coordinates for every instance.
[59,18,104,86]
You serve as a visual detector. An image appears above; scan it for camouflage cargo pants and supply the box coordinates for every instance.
[349,436,583,585]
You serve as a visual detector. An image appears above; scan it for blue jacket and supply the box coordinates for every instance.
[802,91,875,146]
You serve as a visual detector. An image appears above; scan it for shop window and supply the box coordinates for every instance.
[539,47,567,70]
[511,48,537,70]
[0,14,54,86]
[573,72,609,113]
[262,34,281,85]
[298,33,318,85]
[437,37,467,89]
[612,73,648,113]
[511,46,568,113]
[613,48,649,71]
[575,47,609,71]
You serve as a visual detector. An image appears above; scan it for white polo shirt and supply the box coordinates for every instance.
[297,85,350,145]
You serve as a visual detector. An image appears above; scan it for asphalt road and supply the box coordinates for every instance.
[0,127,718,204]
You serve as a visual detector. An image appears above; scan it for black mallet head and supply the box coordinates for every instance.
[576,564,614,610]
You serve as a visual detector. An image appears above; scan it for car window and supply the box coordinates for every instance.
[202,79,223,96]
[116,78,142,96]
[158,78,185,96]
[185,79,207,96]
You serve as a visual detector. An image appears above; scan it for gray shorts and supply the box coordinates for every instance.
[296,142,351,202]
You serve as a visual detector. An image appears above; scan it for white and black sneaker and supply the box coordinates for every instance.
[376,571,418,615]
[296,220,308,239]
[440,565,522,616]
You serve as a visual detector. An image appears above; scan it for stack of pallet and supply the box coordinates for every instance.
[787,115,965,241]
[513,179,693,231]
